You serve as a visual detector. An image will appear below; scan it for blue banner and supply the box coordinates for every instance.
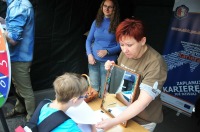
[161,0,200,115]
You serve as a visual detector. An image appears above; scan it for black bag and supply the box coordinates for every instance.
[25,99,70,132]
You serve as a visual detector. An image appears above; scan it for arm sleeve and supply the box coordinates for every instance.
[107,42,121,55]
[139,59,167,99]
[7,6,28,42]
[85,20,96,55]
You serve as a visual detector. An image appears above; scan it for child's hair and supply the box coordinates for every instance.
[53,73,88,103]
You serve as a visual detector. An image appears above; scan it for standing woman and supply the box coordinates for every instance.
[86,0,121,98]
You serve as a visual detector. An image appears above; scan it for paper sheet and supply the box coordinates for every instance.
[107,106,127,117]
[94,109,111,120]
[78,124,104,132]
[78,110,110,132]
[65,101,102,124]
[78,124,92,132]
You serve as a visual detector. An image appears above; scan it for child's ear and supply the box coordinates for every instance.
[70,97,78,103]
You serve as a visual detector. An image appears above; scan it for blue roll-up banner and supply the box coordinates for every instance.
[0,23,11,108]
[161,0,200,116]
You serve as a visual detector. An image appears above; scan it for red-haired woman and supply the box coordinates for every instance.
[96,18,168,132]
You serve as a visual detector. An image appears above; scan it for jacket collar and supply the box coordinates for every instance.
[7,0,14,6]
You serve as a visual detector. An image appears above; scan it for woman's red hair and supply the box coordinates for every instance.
[116,18,145,42]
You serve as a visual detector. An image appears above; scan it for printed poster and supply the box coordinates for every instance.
[161,0,200,116]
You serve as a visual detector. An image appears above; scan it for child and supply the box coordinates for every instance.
[37,73,96,132]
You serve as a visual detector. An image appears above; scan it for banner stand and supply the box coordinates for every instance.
[162,102,192,117]
[161,0,200,117]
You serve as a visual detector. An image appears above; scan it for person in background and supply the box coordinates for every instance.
[96,18,167,132]
[37,73,96,132]
[85,0,121,98]
[2,0,35,122]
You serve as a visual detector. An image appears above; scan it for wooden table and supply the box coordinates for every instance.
[88,98,148,132]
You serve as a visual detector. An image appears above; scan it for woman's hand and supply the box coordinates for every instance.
[97,50,108,58]
[96,118,117,131]
[104,60,115,70]
[88,54,96,65]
